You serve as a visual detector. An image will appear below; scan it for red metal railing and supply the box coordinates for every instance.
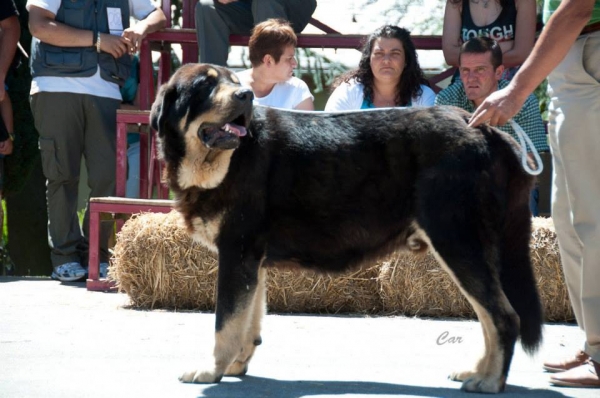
[138,29,447,110]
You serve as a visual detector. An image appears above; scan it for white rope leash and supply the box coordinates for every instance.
[508,119,543,176]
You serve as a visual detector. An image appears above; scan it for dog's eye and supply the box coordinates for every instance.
[195,76,215,89]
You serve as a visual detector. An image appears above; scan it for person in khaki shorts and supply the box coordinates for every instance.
[470,0,600,388]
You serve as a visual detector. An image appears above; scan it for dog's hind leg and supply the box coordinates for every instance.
[416,189,519,395]
[179,248,264,384]
[427,238,519,393]
[224,267,267,376]
[414,155,526,393]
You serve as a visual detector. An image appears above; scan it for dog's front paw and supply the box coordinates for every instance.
[179,369,223,384]
[225,360,248,376]
[461,374,506,393]
[449,369,475,382]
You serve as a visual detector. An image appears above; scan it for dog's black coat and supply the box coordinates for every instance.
[151,64,543,393]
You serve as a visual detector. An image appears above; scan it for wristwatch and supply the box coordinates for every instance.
[8,132,15,141]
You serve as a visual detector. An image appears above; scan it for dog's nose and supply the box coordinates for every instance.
[235,88,254,102]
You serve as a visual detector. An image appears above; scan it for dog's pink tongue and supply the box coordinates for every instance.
[224,123,247,137]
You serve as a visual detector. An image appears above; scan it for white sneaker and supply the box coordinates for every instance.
[51,262,86,282]
[100,262,109,278]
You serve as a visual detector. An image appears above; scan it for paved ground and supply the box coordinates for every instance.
[0,276,596,398]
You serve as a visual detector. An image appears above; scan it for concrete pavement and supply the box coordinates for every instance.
[0,276,596,398]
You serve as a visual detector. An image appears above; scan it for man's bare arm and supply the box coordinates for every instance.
[28,5,129,58]
[122,8,167,54]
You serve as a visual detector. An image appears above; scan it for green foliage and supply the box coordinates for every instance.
[2,200,6,242]
[298,49,349,94]
[364,0,446,34]
[533,79,549,121]
[0,200,15,275]
[169,0,183,27]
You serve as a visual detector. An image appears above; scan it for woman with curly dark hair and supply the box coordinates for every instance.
[325,25,435,111]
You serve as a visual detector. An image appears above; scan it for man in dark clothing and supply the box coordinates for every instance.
[195,0,317,65]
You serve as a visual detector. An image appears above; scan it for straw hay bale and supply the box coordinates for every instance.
[377,251,475,318]
[377,217,573,321]
[530,217,574,322]
[111,211,381,313]
[110,211,218,310]
[266,265,382,314]
[112,212,573,322]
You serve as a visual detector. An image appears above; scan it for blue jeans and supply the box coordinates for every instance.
[529,186,539,217]
[126,141,140,198]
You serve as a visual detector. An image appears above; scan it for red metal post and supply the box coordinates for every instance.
[87,207,100,282]
[116,116,128,197]
[139,38,153,110]
[182,0,198,64]
[139,128,150,199]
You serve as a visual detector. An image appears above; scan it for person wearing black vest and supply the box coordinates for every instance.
[27,0,166,282]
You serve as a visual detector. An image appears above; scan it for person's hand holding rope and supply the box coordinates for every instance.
[468,85,528,128]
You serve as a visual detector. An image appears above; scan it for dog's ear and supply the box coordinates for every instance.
[150,82,178,136]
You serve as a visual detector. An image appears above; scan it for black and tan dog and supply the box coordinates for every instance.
[150,63,543,393]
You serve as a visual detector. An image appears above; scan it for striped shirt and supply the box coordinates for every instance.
[435,80,549,152]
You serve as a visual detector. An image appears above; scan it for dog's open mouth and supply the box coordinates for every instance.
[200,116,248,150]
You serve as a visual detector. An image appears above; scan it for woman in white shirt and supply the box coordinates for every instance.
[236,19,314,110]
[325,25,435,111]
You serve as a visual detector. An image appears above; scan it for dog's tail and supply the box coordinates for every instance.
[487,127,544,354]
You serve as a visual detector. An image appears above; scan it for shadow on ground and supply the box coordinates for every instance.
[198,375,570,398]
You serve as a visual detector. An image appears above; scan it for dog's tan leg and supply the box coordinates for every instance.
[179,303,254,383]
[225,267,267,376]
[459,296,517,393]
[449,299,504,387]
[180,254,263,384]
[448,300,492,382]
[430,247,517,393]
